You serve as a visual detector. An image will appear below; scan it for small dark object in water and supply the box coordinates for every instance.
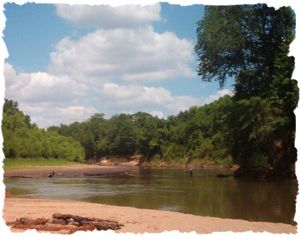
[9,176,33,179]
[185,169,193,176]
[216,173,233,178]
[48,171,55,178]
[124,171,136,177]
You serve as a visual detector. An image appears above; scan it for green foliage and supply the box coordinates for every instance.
[3,95,234,167]
[162,143,186,162]
[195,4,295,98]
[195,4,297,178]
[48,96,233,166]
[195,5,247,87]
[2,99,85,162]
[4,157,81,170]
[227,97,272,168]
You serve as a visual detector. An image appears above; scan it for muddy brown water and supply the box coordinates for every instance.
[4,168,297,224]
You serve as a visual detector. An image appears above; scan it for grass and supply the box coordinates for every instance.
[3,157,84,171]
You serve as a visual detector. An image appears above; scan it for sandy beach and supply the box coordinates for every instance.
[3,197,296,234]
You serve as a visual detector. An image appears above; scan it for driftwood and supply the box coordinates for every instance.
[8,213,124,234]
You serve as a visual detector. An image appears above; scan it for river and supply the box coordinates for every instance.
[4,168,297,224]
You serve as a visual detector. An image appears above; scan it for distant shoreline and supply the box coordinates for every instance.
[4,197,296,234]
[4,164,139,179]
[3,160,237,179]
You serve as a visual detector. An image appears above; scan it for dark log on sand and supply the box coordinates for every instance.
[16,217,49,225]
[8,213,124,234]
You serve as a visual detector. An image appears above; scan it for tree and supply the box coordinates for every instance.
[2,99,85,162]
[195,5,296,99]
[195,5,297,178]
[132,112,163,161]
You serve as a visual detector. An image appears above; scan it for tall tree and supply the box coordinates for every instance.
[195,4,298,178]
[195,4,296,99]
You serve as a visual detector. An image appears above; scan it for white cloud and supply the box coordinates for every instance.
[55,4,161,29]
[203,89,233,104]
[29,104,97,128]
[4,63,232,128]
[4,63,85,104]
[48,27,195,82]
[150,111,165,119]
[101,82,200,114]
[102,83,172,104]
[4,65,232,129]
[4,63,200,127]
[99,84,232,117]
[4,63,96,128]
[3,4,231,128]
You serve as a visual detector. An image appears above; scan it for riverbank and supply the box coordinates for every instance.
[4,164,139,179]
[3,159,236,179]
[92,156,237,170]
[3,197,296,234]
[3,158,84,171]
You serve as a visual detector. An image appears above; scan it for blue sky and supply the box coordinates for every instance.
[4,3,88,72]
[4,2,233,128]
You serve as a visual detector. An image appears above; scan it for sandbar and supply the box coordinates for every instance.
[3,197,296,234]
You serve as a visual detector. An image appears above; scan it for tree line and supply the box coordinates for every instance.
[2,99,85,162]
[3,96,234,168]
[47,96,232,166]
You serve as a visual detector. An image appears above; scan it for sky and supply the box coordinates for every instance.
[3,2,233,128]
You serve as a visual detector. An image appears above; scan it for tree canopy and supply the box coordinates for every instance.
[195,4,298,178]
[48,96,233,166]
[2,99,85,162]
[195,5,295,99]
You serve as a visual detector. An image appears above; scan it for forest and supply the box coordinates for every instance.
[2,4,298,179]
[47,95,233,166]
[3,95,234,167]
[2,99,85,162]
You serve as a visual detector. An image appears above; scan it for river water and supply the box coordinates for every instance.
[5,168,297,224]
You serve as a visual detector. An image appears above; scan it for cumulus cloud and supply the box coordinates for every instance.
[28,104,97,128]
[4,63,97,127]
[4,63,86,104]
[203,89,233,104]
[100,83,200,114]
[4,4,232,128]
[150,111,165,119]
[98,84,232,117]
[4,63,232,128]
[55,4,161,29]
[48,27,195,82]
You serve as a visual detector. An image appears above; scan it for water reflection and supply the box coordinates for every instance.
[5,168,297,224]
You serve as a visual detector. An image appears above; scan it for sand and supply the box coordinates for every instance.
[3,197,296,234]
